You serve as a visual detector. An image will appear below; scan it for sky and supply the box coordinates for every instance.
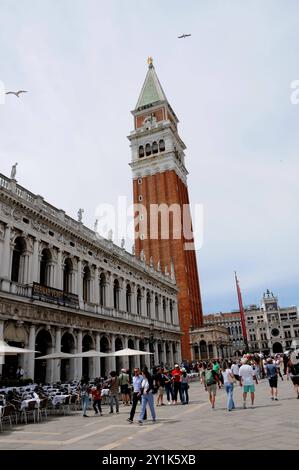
[0,0,298,313]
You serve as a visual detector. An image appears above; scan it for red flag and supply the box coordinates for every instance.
[235,272,248,350]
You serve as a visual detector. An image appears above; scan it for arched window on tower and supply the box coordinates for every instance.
[152,141,158,154]
[145,143,151,156]
[169,300,173,324]
[11,237,26,283]
[113,279,120,310]
[159,139,165,152]
[126,284,132,313]
[99,273,106,306]
[138,145,145,158]
[137,288,142,315]
[83,265,91,302]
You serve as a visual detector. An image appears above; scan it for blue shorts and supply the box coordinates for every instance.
[243,384,255,393]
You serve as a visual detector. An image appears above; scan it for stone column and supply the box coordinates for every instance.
[95,333,101,378]
[212,344,218,359]
[107,275,114,308]
[154,342,159,366]
[122,336,129,369]
[53,328,61,383]
[76,331,83,381]
[26,324,36,380]
[31,238,40,284]
[94,269,100,305]
[77,259,83,301]
[109,334,116,372]
[1,225,11,280]
[161,341,167,366]
[56,249,63,290]
[22,251,30,284]
[135,337,141,369]
[141,289,147,317]
[169,341,174,367]
[132,285,138,315]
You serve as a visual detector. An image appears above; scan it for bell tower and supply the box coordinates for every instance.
[128,58,203,360]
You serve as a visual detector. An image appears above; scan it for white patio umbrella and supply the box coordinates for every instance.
[0,340,37,355]
[112,348,153,357]
[71,350,110,358]
[35,352,74,360]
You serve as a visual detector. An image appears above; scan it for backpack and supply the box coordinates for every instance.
[205,370,216,386]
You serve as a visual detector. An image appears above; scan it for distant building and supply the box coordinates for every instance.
[246,290,299,354]
[201,290,299,356]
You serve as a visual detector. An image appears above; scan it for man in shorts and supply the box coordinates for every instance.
[264,357,279,400]
[202,362,219,409]
[239,358,255,408]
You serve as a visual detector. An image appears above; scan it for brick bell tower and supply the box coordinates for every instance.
[128,58,203,360]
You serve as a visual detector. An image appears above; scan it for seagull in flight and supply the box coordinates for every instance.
[5,90,28,98]
[178,34,191,39]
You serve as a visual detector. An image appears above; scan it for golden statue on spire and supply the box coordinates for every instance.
[147,56,153,66]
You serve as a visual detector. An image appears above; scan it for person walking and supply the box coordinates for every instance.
[287,351,299,399]
[171,364,183,404]
[108,371,120,414]
[180,368,189,405]
[127,368,146,423]
[202,362,219,409]
[164,369,174,404]
[222,361,235,411]
[92,384,103,415]
[155,367,166,407]
[138,368,156,425]
[239,358,255,408]
[264,357,279,400]
[119,368,130,406]
[79,377,91,417]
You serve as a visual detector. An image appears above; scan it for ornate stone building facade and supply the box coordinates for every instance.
[201,291,299,356]
[190,325,232,361]
[0,172,181,382]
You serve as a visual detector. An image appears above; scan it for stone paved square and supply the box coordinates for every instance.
[0,378,298,450]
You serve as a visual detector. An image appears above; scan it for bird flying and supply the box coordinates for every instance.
[5,90,28,98]
[178,34,191,39]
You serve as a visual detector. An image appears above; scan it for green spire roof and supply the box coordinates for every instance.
[135,61,168,109]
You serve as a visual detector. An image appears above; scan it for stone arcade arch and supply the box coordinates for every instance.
[115,337,123,373]
[273,342,283,354]
[82,334,94,379]
[128,338,135,371]
[100,336,110,378]
[61,332,75,382]
[35,329,53,383]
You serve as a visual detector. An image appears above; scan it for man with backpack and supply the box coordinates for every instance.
[202,362,219,409]
[264,357,279,401]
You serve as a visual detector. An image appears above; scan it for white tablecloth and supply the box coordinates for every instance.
[20,399,40,411]
[52,395,70,406]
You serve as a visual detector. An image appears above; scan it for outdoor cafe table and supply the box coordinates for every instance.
[52,395,70,406]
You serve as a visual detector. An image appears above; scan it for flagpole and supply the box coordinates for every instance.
[234,272,249,353]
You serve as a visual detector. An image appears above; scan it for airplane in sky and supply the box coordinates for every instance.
[178,34,191,39]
